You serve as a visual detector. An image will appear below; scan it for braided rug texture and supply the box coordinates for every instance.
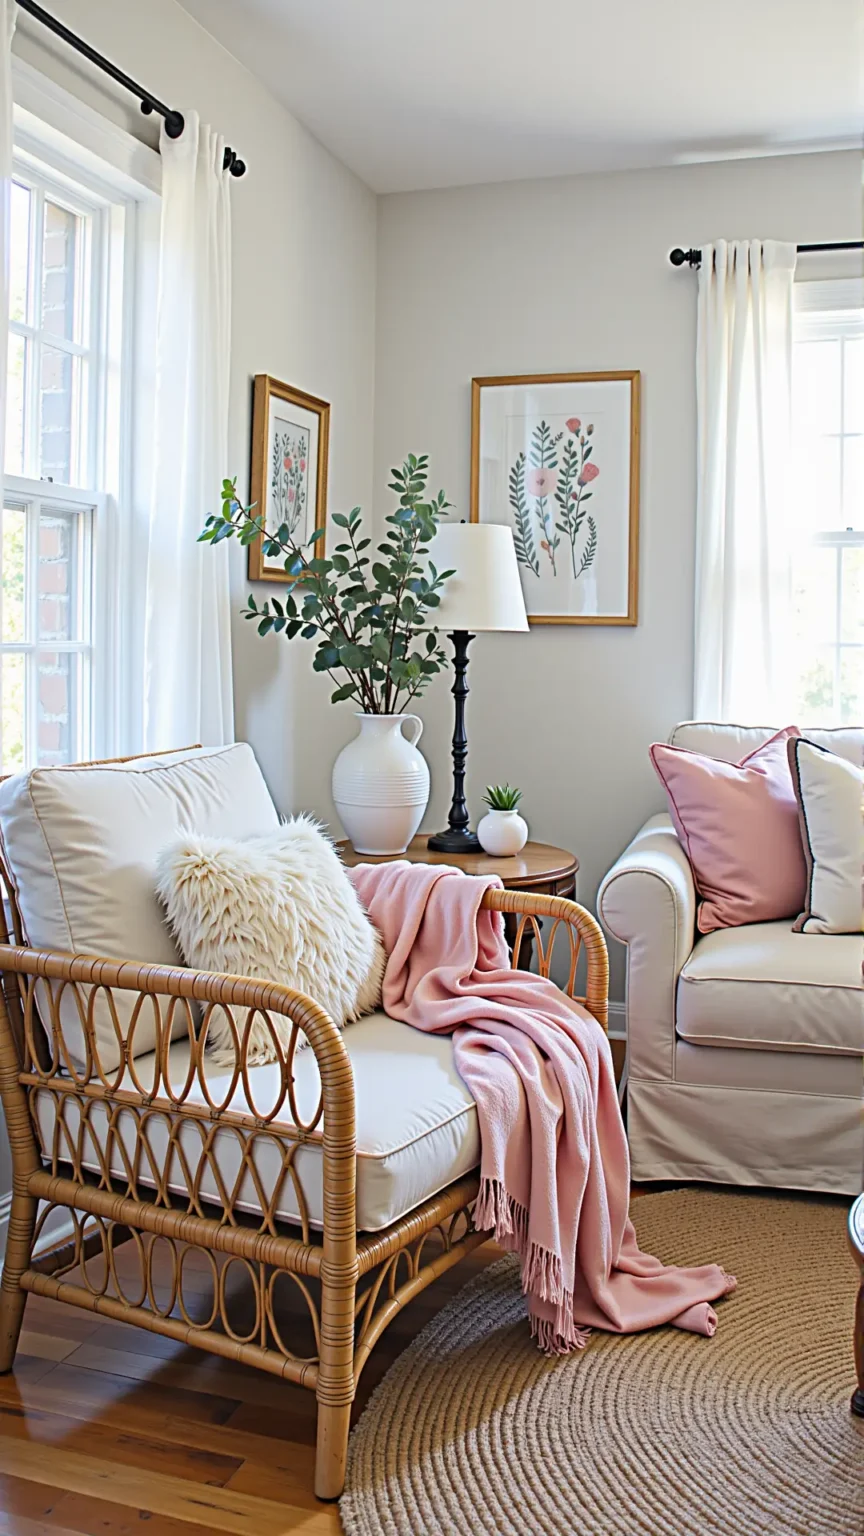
[341,1190,863,1536]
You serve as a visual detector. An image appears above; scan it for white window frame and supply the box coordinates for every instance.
[7,158,105,490]
[0,476,103,768]
[6,58,162,764]
[792,282,864,726]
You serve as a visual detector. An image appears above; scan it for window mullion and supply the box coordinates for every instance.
[23,187,43,480]
[833,544,843,717]
[25,500,40,768]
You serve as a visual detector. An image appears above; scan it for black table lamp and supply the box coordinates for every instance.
[425,522,529,853]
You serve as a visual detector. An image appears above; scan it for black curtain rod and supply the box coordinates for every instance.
[670,241,863,269]
[17,0,246,176]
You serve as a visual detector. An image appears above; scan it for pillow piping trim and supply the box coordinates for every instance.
[787,736,817,934]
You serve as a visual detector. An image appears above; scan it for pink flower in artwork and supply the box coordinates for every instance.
[578,462,600,486]
[300,458,306,471]
[288,487,295,502]
[284,456,293,470]
[566,417,581,433]
[526,466,558,498]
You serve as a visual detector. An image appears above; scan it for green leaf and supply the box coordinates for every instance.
[307,526,326,543]
[331,683,356,703]
[332,512,350,528]
[339,643,369,669]
[371,633,390,662]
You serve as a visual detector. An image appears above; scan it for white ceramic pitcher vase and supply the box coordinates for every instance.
[332,713,430,855]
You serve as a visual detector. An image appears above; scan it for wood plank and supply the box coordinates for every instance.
[17,1329,84,1364]
[61,1340,313,1411]
[0,1511,92,1536]
[0,1479,207,1536]
[0,1437,337,1536]
[0,1474,67,1522]
[46,1489,233,1536]
[0,1400,244,1485]
[0,1362,240,1430]
[0,1369,322,1488]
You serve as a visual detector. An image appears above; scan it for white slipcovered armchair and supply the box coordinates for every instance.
[598,721,863,1197]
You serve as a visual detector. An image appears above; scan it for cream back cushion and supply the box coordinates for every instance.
[789,738,864,935]
[670,721,864,767]
[155,817,386,1065]
[0,744,280,1068]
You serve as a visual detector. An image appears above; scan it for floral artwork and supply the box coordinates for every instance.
[472,373,639,625]
[510,417,599,581]
[248,376,330,583]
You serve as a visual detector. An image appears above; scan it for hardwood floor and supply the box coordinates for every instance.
[0,1240,505,1534]
[0,1040,628,1534]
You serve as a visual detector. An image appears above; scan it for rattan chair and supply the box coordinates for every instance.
[0,763,608,1500]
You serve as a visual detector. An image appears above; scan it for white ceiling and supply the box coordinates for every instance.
[178,0,864,193]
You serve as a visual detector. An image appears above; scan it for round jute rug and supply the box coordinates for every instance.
[341,1190,864,1536]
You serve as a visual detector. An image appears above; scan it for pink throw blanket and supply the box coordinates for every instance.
[348,861,735,1355]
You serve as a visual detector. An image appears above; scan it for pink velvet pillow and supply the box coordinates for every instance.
[649,727,807,934]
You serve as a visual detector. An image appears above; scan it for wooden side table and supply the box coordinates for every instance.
[338,838,579,966]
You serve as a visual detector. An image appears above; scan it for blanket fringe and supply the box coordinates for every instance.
[475,1176,529,1246]
[475,1177,589,1356]
[531,1312,591,1356]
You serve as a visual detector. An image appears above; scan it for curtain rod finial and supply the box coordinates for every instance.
[670,247,702,268]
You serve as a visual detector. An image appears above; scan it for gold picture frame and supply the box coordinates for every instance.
[248,374,330,583]
[470,371,640,625]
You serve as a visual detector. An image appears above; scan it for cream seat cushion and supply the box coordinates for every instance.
[677,921,864,1056]
[32,1012,480,1233]
[0,744,280,1069]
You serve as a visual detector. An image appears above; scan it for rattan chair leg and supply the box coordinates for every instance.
[0,1189,37,1371]
[315,1400,352,1501]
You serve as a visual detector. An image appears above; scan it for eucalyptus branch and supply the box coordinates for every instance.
[199,458,455,713]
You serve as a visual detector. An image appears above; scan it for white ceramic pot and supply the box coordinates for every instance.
[477,808,528,857]
[332,713,430,856]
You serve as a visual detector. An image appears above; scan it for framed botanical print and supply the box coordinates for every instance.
[470,371,640,624]
[247,375,330,582]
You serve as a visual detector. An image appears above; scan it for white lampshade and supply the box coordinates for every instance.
[428,522,529,632]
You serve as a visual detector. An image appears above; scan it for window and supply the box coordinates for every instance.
[791,285,864,726]
[3,152,120,771]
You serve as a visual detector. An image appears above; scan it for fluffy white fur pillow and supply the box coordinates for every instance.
[155,817,385,1064]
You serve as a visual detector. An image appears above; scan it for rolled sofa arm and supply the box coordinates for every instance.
[597,814,697,1081]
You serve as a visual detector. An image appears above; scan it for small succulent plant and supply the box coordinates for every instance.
[482,784,523,812]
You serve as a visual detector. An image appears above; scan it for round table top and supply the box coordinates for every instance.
[337,837,578,889]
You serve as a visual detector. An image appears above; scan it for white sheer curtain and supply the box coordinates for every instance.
[694,239,797,722]
[1,1,17,499]
[143,112,234,750]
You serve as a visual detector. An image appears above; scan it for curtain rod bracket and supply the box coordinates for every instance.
[18,0,245,174]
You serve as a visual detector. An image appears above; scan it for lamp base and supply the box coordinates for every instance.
[426,827,482,855]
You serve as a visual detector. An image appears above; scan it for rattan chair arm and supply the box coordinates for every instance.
[0,942,349,1058]
[480,888,609,1031]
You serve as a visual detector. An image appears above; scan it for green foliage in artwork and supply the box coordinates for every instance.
[199,458,455,712]
[578,515,597,577]
[509,452,540,577]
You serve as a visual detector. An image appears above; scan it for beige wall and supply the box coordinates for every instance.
[12,0,378,821]
[372,152,862,999]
